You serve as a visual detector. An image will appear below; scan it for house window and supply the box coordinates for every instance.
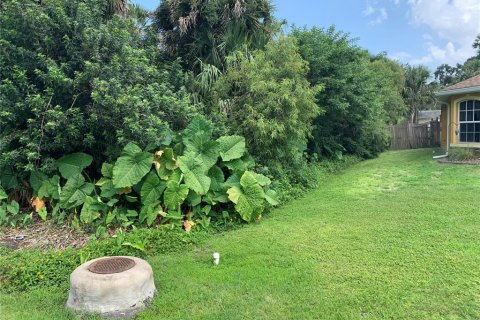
[459,100,480,143]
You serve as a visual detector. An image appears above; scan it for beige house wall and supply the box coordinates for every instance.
[445,93,480,148]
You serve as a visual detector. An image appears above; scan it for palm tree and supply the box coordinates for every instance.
[105,0,128,18]
[402,65,434,124]
[153,0,274,72]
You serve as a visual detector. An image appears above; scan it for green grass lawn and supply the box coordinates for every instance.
[1,149,480,319]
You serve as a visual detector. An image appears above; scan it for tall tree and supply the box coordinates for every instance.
[153,0,274,72]
[105,0,128,18]
[213,37,320,172]
[402,65,434,124]
[434,63,459,87]
[370,54,407,125]
[434,35,480,87]
[473,34,480,56]
[292,26,389,159]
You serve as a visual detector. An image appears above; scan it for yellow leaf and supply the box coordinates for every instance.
[30,197,45,213]
[116,187,132,195]
[183,220,195,233]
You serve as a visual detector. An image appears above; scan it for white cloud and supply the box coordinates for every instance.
[406,0,480,66]
[362,1,388,25]
[363,3,375,16]
[390,51,413,61]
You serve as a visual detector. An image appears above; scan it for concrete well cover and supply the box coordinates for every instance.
[88,257,136,274]
[66,256,156,316]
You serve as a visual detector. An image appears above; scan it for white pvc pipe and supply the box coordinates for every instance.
[433,153,448,159]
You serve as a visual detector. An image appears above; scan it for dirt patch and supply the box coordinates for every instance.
[437,158,480,165]
[0,222,89,251]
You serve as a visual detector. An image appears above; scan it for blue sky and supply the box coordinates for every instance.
[133,0,480,72]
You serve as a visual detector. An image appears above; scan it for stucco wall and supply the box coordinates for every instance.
[440,105,447,148]
[447,93,480,148]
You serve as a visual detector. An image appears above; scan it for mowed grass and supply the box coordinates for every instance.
[1,149,480,319]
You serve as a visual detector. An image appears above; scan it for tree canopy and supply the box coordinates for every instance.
[153,0,275,72]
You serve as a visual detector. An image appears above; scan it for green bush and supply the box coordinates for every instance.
[273,155,360,202]
[0,0,197,174]
[213,36,321,174]
[1,116,279,229]
[448,148,479,161]
[292,26,394,159]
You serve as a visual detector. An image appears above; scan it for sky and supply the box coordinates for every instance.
[133,0,480,72]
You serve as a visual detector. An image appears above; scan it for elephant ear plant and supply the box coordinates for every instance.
[1,116,279,234]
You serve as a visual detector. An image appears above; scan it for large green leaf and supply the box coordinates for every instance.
[80,196,104,224]
[0,187,7,201]
[224,154,255,174]
[178,154,211,195]
[186,190,202,206]
[100,179,117,198]
[227,171,265,222]
[153,148,177,180]
[0,166,18,190]
[208,165,225,191]
[182,115,213,141]
[226,185,242,204]
[184,134,219,170]
[265,189,280,206]
[225,173,240,188]
[112,143,153,188]
[38,175,60,200]
[141,171,166,205]
[6,200,19,214]
[30,171,48,194]
[101,163,114,178]
[59,175,94,209]
[217,135,246,161]
[164,178,189,211]
[56,153,93,179]
[251,172,271,186]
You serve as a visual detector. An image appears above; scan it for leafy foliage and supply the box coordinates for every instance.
[227,171,265,222]
[112,143,154,188]
[0,0,197,174]
[0,117,279,229]
[0,0,417,238]
[56,153,93,179]
[434,35,480,87]
[403,65,434,124]
[293,26,391,159]
[59,175,94,209]
[217,136,246,162]
[153,0,275,72]
[214,36,321,173]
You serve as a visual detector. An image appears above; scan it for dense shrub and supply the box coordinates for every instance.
[292,26,396,159]
[0,116,279,231]
[448,147,480,161]
[213,37,321,175]
[0,0,197,174]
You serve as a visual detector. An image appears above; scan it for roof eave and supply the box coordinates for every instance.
[435,86,480,97]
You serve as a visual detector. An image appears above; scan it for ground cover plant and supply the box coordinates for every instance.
[1,149,479,319]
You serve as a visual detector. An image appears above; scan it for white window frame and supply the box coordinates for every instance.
[458,99,480,143]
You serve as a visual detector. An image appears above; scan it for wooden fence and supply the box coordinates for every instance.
[389,120,441,150]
